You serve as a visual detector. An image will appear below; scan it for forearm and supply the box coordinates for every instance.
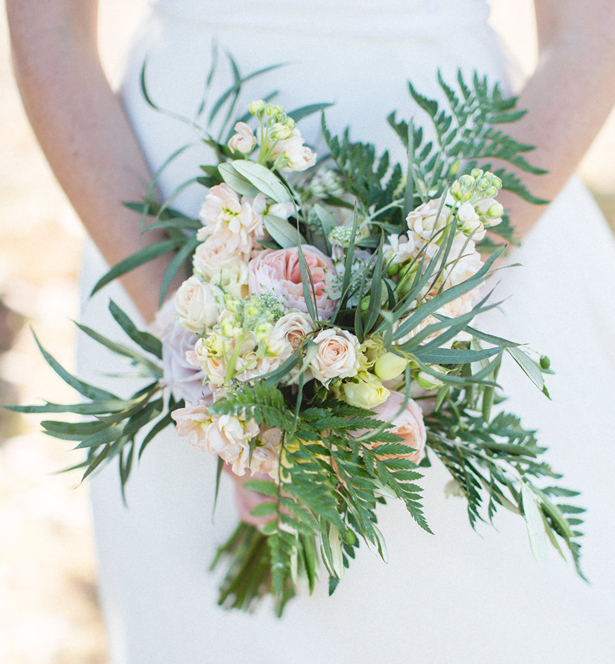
[7,0,173,322]
[497,0,615,239]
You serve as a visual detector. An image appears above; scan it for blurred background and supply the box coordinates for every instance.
[1,1,614,662]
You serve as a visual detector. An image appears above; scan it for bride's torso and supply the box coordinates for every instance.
[120,0,508,209]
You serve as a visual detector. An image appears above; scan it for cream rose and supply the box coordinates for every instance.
[248,246,338,319]
[370,391,426,464]
[272,311,315,351]
[310,328,361,385]
[175,276,220,333]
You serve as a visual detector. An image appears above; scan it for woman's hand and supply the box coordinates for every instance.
[6,0,176,322]
[499,0,615,239]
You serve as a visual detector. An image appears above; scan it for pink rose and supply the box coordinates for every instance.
[370,391,426,464]
[248,246,338,319]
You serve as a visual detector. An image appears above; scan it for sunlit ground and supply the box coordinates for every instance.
[1,1,614,662]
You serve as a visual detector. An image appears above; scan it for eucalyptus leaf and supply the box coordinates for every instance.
[231,160,292,204]
[218,162,260,197]
[263,214,305,248]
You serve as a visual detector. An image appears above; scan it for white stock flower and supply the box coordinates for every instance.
[383,231,419,265]
[227,121,257,155]
[406,198,451,240]
[198,184,264,243]
[442,236,483,288]
[175,276,220,333]
[193,230,251,280]
[272,129,317,172]
[457,201,485,241]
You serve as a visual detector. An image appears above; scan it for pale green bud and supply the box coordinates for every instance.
[484,185,498,198]
[246,304,259,317]
[416,365,447,390]
[342,372,390,409]
[450,180,463,201]
[470,168,484,179]
[271,122,294,140]
[374,352,409,381]
[254,322,272,342]
[248,100,265,116]
[265,103,283,117]
[486,201,504,218]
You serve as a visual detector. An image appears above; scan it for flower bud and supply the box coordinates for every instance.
[486,201,504,218]
[342,372,390,409]
[255,322,272,342]
[416,365,447,390]
[540,355,551,370]
[248,100,265,116]
[374,352,408,381]
[470,168,484,179]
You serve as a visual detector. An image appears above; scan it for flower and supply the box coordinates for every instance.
[193,230,250,280]
[383,232,419,266]
[373,351,409,381]
[161,321,210,404]
[248,246,338,319]
[227,121,257,155]
[370,391,426,464]
[171,402,263,476]
[457,201,485,240]
[476,197,503,227]
[186,335,228,387]
[310,328,361,385]
[175,276,220,333]
[406,198,451,240]
[271,311,315,351]
[211,260,250,299]
[198,184,265,244]
[342,372,390,409]
[271,129,317,171]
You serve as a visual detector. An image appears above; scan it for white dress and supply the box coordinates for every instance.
[77,1,615,662]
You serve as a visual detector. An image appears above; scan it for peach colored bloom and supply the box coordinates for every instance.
[198,184,264,241]
[248,246,338,319]
[193,230,250,280]
[227,121,257,155]
[370,391,426,464]
[310,328,361,385]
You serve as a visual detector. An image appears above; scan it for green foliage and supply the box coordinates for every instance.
[4,305,176,498]
[426,389,586,578]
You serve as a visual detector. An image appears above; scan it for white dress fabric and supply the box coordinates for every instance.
[77,1,615,662]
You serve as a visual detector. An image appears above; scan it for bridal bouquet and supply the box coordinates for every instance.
[8,61,586,615]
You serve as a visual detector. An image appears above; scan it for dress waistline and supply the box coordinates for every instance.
[150,1,492,41]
